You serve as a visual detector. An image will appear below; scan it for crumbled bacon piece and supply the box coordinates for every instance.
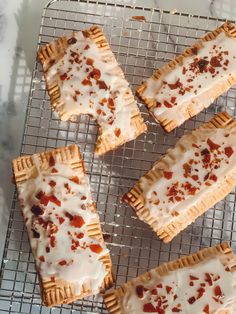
[108,98,115,110]
[188,296,196,304]
[70,215,85,228]
[190,275,199,280]
[67,37,77,45]
[58,217,65,224]
[210,56,221,67]
[86,58,94,66]
[214,285,222,297]
[46,246,50,253]
[77,232,84,239]
[210,174,217,182]
[58,260,67,266]
[49,180,56,187]
[163,100,172,108]
[143,303,158,313]
[39,255,45,262]
[170,96,176,104]
[207,138,220,150]
[224,146,234,158]
[114,128,121,137]
[65,211,73,220]
[70,176,80,184]
[50,236,56,248]
[90,68,101,80]
[197,59,209,72]
[82,78,92,86]
[205,273,213,286]
[197,287,205,299]
[172,308,181,313]
[31,205,44,216]
[49,155,55,167]
[84,44,90,50]
[51,167,58,173]
[203,304,209,314]
[97,80,108,90]
[192,175,199,181]
[32,229,40,238]
[156,101,162,108]
[89,244,103,253]
[163,171,173,179]
[60,73,67,81]
[166,285,172,294]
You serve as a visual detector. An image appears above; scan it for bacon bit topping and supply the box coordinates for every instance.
[81,196,87,200]
[97,80,108,90]
[46,246,50,253]
[70,215,85,228]
[77,232,84,239]
[70,176,80,184]
[188,296,196,304]
[50,236,56,248]
[182,67,187,74]
[197,287,205,299]
[31,204,44,215]
[183,163,191,178]
[60,73,67,81]
[156,283,163,288]
[171,96,176,104]
[84,44,90,50]
[49,180,56,188]
[190,275,199,280]
[166,285,172,294]
[58,260,67,266]
[108,98,115,110]
[89,244,103,254]
[49,156,55,167]
[225,266,230,272]
[82,78,92,86]
[156,101,162,108]
[163,171,173,179]
[65,211,73,220]
[214,285,222,297]
[86,58,94,66]
[207,138,220,150]
[114,128,121,137]
[203,304,209,314]
[39,255,45,262]
[210,174,217,182]
[192,175,199,181]
[224,146,234,158]
[197,59,209,72]
[205,273,213,286]
[58,217,65,224]
[210,56,221,67]
[163,100,173,108]
[67,37,77,45]
[172,308,181,312]
[32,229,40,238]
[90,68,101,80]
[168,79,182,90]
[143,303,157,313]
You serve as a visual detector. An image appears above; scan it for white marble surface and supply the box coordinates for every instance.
[0,0,235,266]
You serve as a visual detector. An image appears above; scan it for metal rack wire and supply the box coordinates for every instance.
[1,0,236,313]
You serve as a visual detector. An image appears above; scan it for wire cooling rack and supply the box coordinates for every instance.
[1,0,236,313]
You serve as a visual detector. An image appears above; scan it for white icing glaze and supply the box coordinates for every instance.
[47,31,141,143]
[120,255,236,313]
[140,127,236,229]
[17,154,109,295]
[143,32,236,125]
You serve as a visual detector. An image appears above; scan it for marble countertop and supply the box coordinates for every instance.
[0,0,235,263]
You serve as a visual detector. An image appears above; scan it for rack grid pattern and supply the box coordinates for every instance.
[1,0,236,313]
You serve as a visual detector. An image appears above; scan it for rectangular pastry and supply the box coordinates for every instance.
[38,26,147,155]
[12,145,114,306]
[104,242,236,314]
[137,22,236,132]
[123,112,236,243]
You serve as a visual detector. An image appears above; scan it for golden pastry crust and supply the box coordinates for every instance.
[123,112,236,243]
[104,242,236,314]
[12,145,114,307]
[137,22,236,132]
[38,26,146,155]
